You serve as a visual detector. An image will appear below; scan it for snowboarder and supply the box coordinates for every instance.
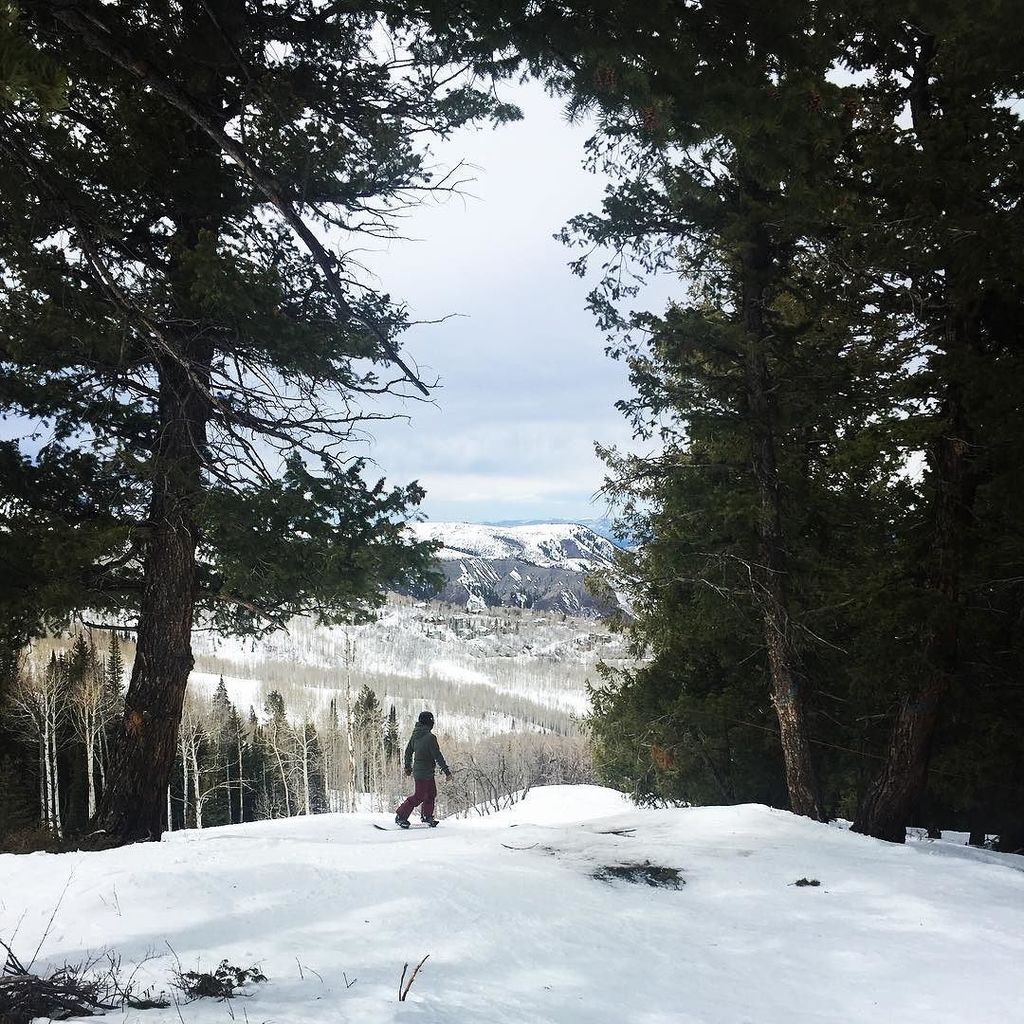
[395,710,452,828]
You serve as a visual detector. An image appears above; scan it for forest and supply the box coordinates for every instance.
[1,1,1022,853]
[0,607,596,848]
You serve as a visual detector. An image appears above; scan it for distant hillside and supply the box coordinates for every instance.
[482,517,630,546]
[407,521,625,618]
[190,595,629,738]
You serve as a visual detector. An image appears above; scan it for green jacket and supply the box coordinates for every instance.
[404,724,450,780]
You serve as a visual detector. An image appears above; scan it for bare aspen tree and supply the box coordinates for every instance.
[7,654,67,836]
[343,635,358,813]
[178,688,204,828]
[237,717,246,823]
[289,716,317,816]
[263,690,294,817]
[69,641,108,820]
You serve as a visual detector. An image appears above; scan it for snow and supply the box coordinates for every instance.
[3,787,1022,1024]
[410,521,618,571]
[187,671,264,712]
[185,599,624,731]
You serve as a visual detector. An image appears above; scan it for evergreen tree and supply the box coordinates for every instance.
[384,705,399,764]
[0,1,512,842]
[838,1,1024,842]
[262,690,293,817]
[105,632,125,700]
[353,685,384,791]
[465,0,1024,841]
[513,1,878,818]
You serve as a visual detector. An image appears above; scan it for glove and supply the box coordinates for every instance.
[404,767,412,777]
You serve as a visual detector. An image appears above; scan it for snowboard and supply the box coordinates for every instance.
[373,821,440,831]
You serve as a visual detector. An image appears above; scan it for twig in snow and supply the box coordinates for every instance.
[296,961,322,984]
[398,955,429,1002]
[28,870,75,970]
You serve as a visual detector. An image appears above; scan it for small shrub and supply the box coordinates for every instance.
[0,942,167,1024]
[176,961,267,1001]
[592,861,684,889]
[0,826,66,855]
[793,878,821,887]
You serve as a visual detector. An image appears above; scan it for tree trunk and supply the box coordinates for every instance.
[741,219,824,821]
[180,731,189,829]
[191,740,203,829]
[85,723,96,821]
[237,730,244,823]
[852,320,975,841]
[224,754,232,825]
[95,342,210,842]
[97,726,107,795]
[301,726,311,815]
[272,726,292,817]
[852,34,978,843]
[38,734,50,831]
[48,708,62,838]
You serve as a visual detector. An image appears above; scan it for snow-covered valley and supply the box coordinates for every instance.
[2,786,1021,1024]
[188,595,628,738]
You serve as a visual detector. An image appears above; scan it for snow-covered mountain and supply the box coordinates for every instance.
[407,521,624,617]
[482,517,629,546]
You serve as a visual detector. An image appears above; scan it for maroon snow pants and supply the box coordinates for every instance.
[396,778,437,819]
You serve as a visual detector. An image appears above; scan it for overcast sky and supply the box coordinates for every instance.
[356,81,659,525]
[2,82,669,527]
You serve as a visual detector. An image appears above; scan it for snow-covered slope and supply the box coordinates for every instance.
[407,521,623,617]
[189,598,628,735]
[4,787,1022,1024]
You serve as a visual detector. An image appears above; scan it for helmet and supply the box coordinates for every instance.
[417,710,435,727]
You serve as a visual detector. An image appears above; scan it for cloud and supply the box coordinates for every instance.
[349,81,667,521]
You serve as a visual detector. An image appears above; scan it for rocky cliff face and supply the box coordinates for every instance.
[405,522,625,618]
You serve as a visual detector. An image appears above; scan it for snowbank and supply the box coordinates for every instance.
[1,786,1021,1023]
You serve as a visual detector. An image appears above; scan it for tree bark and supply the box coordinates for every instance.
[741,220,824,821]
[84,724,96,821]
[852,316,976,841]
[852,32,979,843]
[95,342,210,842]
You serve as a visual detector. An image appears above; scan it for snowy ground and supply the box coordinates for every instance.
[2,787,1022,1024]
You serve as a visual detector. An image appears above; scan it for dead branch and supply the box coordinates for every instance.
[398,954,429,1002]
[0,938,167,1024]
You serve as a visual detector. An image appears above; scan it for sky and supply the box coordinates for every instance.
[353,81,665,525]
[2,81,674,527]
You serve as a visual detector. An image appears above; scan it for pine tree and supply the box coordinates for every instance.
[0,1,513,842]
[353,685,384,792]
[511,1,878,818]
[105,633,125,700]
[384,705,399,764]
[841,2,1024,841]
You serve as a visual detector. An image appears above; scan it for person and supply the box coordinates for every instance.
[395,710,451,828]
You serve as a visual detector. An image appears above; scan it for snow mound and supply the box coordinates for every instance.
[2,787,1023,1024]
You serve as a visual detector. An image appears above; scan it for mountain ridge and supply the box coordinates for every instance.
[406,520,624,617]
